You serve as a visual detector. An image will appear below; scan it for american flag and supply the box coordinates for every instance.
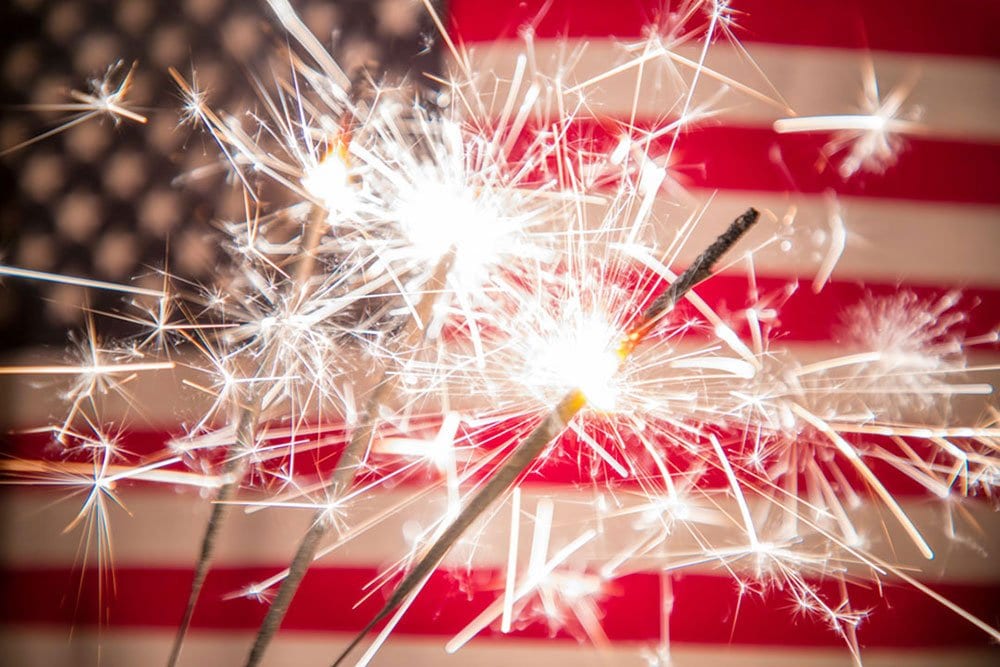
[1,1,998,666]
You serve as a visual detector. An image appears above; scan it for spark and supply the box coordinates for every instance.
[774,65,926,179]
[1,60,146,156]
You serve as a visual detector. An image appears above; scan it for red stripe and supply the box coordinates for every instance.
[687,276,1000,343]
[1,566,996,648]
[4,418,993,499]
[532,120,1000,204]
[4,280,997,496]
[4,283,995,498]
[449,0,1000,59]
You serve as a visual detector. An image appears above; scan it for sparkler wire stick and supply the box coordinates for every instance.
[170,204,333,667]
[331,208,759,666]
[166,401,259,667]
[245,252,455,667]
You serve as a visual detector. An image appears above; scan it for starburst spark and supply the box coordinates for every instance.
[1,60,147,157]
[773,64,926,179]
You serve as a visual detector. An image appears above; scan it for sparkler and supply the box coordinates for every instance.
[1,1,998,666]
[332,208,760,666]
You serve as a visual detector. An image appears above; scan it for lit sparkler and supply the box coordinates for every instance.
[332,208,761,666]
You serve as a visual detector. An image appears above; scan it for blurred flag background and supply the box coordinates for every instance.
[1,1,998,665]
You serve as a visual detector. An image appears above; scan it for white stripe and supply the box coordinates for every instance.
[506,194,1000,286]
[2,343,997,426]
[0,629,995,667]
[2,487,997,582]
[462,40,1000,140]
[637,192,1000,286]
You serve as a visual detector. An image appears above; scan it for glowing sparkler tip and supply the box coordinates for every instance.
[302,148,355,215]
[525,315,623,413]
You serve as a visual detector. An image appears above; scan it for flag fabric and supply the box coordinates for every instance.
[0,0,437,348]
[1,1,999,666]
